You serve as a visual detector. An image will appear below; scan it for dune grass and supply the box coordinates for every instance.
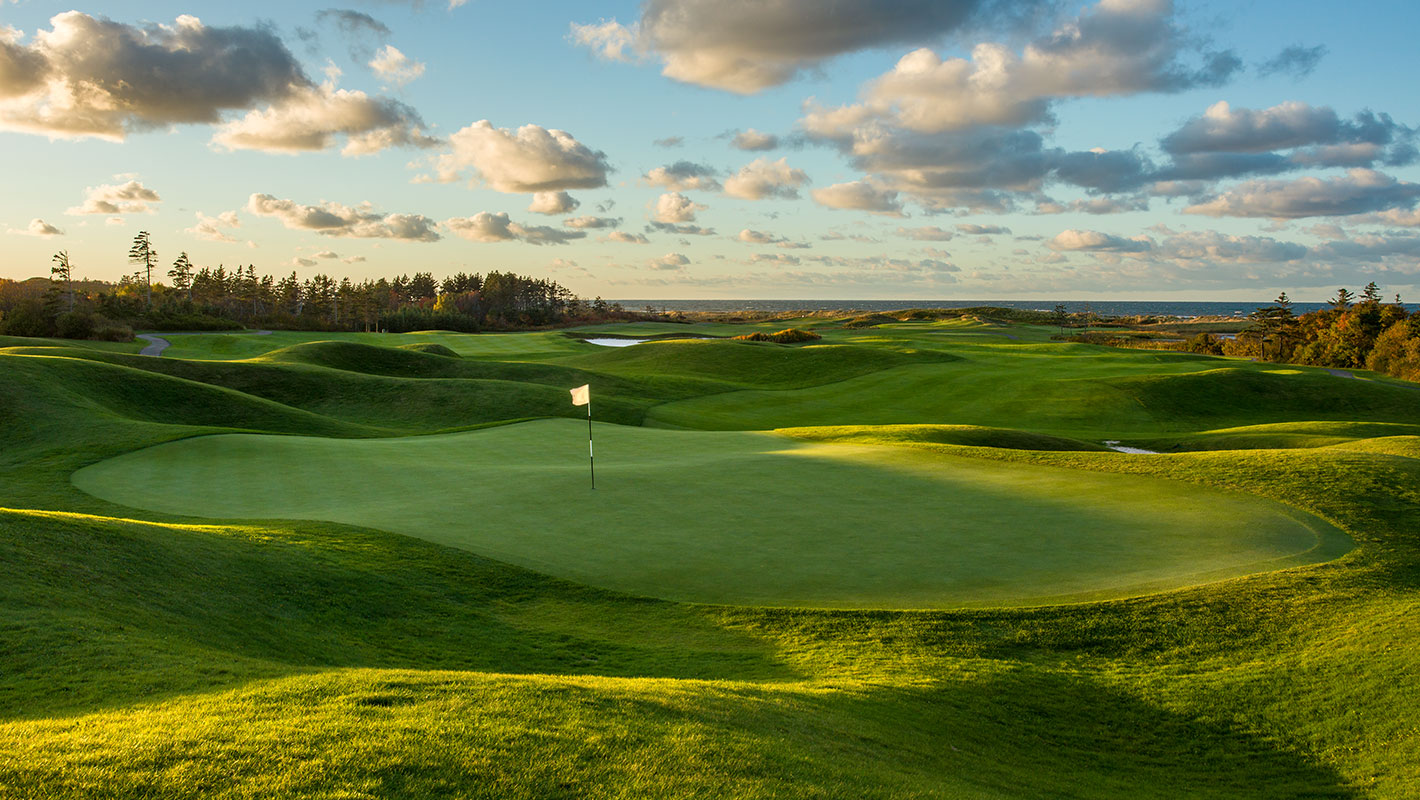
[3,323,1420,797]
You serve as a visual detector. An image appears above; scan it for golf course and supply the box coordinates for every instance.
[3,314,1419,797]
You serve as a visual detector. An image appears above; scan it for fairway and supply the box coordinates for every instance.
[73,419,1348,608]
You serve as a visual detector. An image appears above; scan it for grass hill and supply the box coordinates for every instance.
[2,324,1418,797]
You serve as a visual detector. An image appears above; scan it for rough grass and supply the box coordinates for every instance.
[2,325,1419,797]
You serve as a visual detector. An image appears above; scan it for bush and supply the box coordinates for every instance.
[144,313,243,332]
[55,311,98,340]
[733,328,822,344]
[0,300,55,338]
[93,324,134,342]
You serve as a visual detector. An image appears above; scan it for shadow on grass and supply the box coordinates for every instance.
[1,668,1355,799]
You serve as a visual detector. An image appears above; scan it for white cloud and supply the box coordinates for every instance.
[0,12,307,140]
[444,211,588,245]
[8,218,64,237]
[433,120,610,193]
[572,0,1048,94]
[649,252,690,270]
[66,179,160,215]
[896,225,953,241]
[213,82,436,156]
[1048,229,1153,252]
[642,161,721,192]
[822,0,1239,135]
[564,215,621,229]
[569,19,639,62]
[723,157,809,200]
[248,193,441,241]
[605,231,650,244]
[1185,169,1420,219]
[811,181,902,214]
[369,44,425,86]
[185,210,240,242]
[738,229,786,245]
[528,191,580,215]
[732,128,779,151]
[652,192,705,223]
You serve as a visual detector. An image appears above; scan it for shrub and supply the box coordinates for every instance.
[93,324,135,342]
[55,311,98,340]
[733,328,822,344]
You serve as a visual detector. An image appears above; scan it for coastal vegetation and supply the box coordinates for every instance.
[2,313,1418,796]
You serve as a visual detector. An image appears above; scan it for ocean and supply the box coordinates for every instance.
[609,299,1398,318]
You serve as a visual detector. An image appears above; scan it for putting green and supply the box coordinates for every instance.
[72,419,1350,609]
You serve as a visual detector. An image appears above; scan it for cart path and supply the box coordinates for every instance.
[137,330,271,357]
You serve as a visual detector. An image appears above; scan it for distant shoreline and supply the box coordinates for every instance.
[610,298,1410,318]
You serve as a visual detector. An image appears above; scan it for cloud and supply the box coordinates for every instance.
[653,135,684,148]
[648,252,690,270]
[895,225,953,241]
[605,231,650,244]
[185,210,240,242]
[248,193,441,240]
[528,191,579,215]
[342,255,366,263]
[651,192,704,223]
[648,222,716,236]
[812,0,1239,136]
[731,128,778,151]
[213,82,437,156]
[9,218,64,237]
[956,223,1011,235]
[433,120,610,193]
[66,179,161,215]
[568,19,639,62]
[642,161,721,192]
[0,12,308,140]
[369,44,425,86]
[315,9,391,60]
[444,211,587,245]
[1161,101,1412,156]
[1256,44,1326,80]
[723,157,809,200]
[811,181,903,214]
[1048,229,1153,252]
[738,229,787,245]
[291,256,318,267]
[1185,169,1420,219]
[564,215,620,229]
[1154,230,1306,263]
[573,0,1049,93]
[749,252,801,266]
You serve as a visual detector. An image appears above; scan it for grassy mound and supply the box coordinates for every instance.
[779,423,1110,451]
[561,338,954,389]
[399,342,461,357]
[1108,367,1420,428]
[731,328,822,344]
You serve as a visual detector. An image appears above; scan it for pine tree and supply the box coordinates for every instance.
[1330,287,1354,310]
[169,252,194,301]
[1361,281,1383,304]
[49,250,75,313]
[127,231,157,308]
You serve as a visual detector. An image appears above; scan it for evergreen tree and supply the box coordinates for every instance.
[49,250,75,313]
[127,231,157,308]
[168,252,194,300]
[1330,287,1355,310]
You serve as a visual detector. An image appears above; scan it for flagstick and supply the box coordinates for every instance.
[586,399,595,490]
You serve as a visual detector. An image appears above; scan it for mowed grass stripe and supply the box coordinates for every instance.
[73,419,1347,609]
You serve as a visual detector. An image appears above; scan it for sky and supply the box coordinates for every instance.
[1,0,1418,301]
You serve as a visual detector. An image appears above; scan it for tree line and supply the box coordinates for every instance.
[1184,282,1418,382]
[0,231,641,339]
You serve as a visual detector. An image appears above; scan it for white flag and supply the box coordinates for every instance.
[570,384,590,406]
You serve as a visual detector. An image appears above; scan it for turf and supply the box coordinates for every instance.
[3,324,1420,797]
[72,419,1348,608]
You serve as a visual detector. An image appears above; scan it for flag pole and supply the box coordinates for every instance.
[586,396,595,490]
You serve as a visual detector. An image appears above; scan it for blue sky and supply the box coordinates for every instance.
[2,0,1418,301]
